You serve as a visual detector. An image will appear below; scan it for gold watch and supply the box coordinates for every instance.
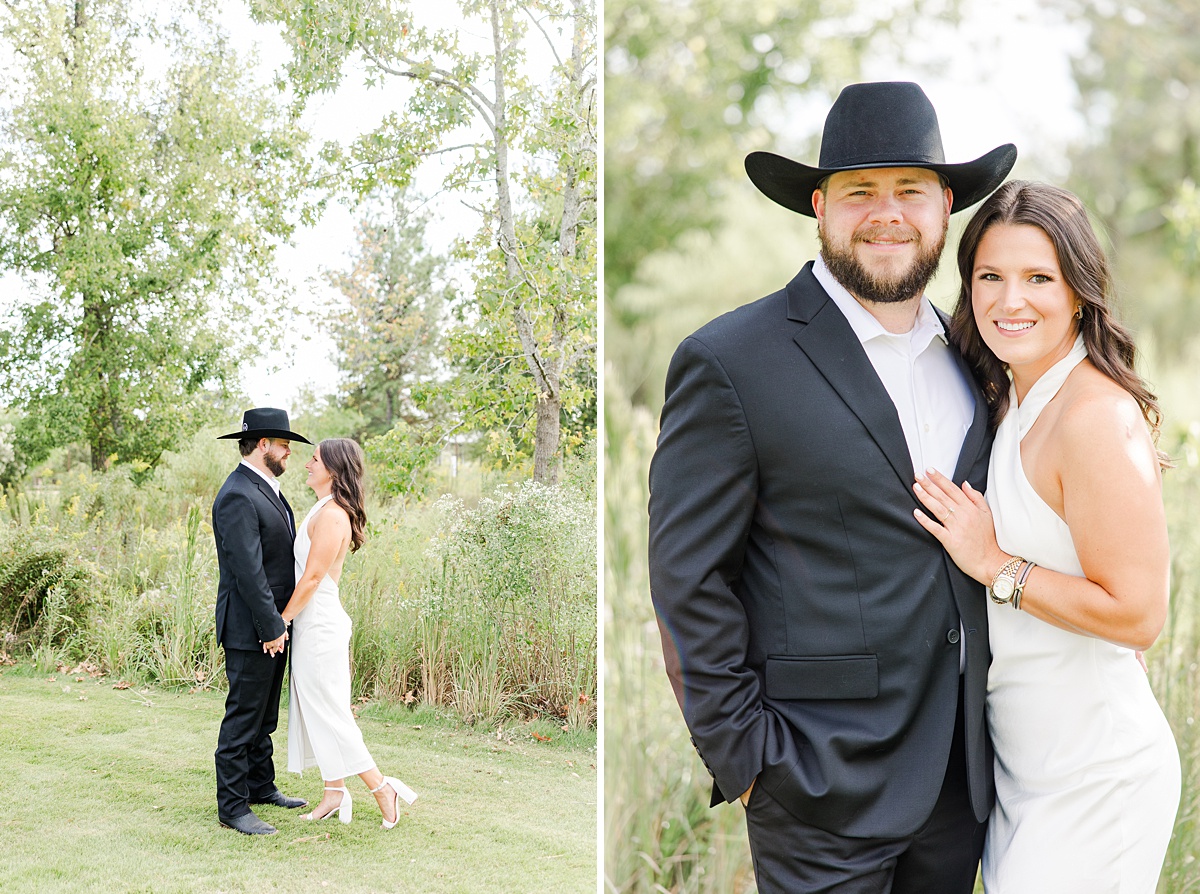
[988,556,1024,605]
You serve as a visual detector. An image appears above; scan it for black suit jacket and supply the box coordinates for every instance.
[647,263,994,838]
[212,465,297,650]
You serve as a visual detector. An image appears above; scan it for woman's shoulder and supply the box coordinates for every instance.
[314,498,351,530]
[1053,362,1153,454]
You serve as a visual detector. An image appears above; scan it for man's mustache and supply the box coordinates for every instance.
[854,225,920,245]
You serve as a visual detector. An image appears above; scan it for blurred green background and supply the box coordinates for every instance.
[604,0,1200,890]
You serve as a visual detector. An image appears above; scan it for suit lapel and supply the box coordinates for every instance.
[786,264,916,493]
[235,465,294,535]
[278,490,296,536]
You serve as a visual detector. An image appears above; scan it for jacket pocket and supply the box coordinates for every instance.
[764,654,878,700]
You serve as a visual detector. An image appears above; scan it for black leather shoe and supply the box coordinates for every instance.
[250,791,308,809]
[220,812,278,835]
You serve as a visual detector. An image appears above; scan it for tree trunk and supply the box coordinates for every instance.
[532,392,561,484]
[489,0,560,482]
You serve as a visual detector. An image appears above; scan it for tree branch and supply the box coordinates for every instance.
[521,6,563,69]
[359,45,496,134]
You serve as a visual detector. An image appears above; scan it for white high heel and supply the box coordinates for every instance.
[301,785,352,824]
[371,776,418,829]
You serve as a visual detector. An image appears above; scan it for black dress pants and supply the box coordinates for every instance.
[745,683,986,893]
[215,645,288,821]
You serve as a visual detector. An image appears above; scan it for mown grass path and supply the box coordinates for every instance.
[0,665,597,893]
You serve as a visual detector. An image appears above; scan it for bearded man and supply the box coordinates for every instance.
[647,82,1016,892]
[212,408,312,835]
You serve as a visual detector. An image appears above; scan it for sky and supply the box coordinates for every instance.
[762,0,1088,183]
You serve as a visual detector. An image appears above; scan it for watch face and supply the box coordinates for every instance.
[992,578,1015,602]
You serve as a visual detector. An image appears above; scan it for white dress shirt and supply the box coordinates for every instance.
[813,255,974,478]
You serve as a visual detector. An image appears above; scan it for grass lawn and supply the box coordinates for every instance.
[0,663,597,893]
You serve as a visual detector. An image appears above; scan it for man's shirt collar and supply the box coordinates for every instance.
[813,253,949,350]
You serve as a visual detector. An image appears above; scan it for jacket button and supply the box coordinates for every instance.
[946,628,961,644]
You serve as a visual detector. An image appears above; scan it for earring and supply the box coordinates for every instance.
[1074,305,1083,320]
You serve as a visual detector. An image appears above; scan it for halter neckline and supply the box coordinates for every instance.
[1012,334,1087,439]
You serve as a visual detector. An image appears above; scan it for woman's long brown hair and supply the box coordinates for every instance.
[951,180,1164,454]
[318,438,367,552]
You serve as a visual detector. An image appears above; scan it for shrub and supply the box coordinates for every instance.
[0,535,90,640]
[422,479,597,726]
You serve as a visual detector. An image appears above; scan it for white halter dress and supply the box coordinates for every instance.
[287,495,375,778]
[982,337,1179,893]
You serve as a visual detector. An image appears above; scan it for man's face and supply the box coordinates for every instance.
[812,167,951,305]
[262,439,291,477]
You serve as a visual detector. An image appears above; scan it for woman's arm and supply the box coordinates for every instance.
[913,391,1168,650]
[281,504,351,624]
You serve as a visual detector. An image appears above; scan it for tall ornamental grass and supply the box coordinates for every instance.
[1154,423,1200,894]
[0,430,597,730]
[604,366,754,893]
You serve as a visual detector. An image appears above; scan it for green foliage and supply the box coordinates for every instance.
[0,0,311,472]
[1165,180,1200,274]
[1051,0,1200,357]
[0,537,90,642]
[0,425,596,730]
[0,419,27,489]
[1155,423,1200,892]
[434,203,597,475]
[363,418,452,501]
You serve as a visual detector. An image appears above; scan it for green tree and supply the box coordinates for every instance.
[0,0,308,471]
[328,191,452,438]
[252,0,596,483]
[1051,0,1200,354]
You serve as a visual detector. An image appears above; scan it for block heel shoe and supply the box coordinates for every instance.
[371,776,418,829]
[301,785,352,824]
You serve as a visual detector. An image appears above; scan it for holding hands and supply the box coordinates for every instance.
[912,468,1009,587]
[263,629,289,657]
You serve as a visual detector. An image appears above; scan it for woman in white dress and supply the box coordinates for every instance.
[280,437,418,828]
[911,181,1179,893]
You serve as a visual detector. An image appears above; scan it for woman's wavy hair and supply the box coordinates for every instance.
[318,438,367,552]
[950,180,1163,449]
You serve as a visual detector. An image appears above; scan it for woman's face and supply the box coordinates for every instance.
[971,222,1080,386]
[304,445,332,492]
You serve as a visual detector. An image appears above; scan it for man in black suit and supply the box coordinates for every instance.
[647,82,1017,891]
[212,407,312,835]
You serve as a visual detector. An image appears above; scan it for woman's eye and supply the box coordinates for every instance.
[977,272,1000,282]
[1030,274,1051,284]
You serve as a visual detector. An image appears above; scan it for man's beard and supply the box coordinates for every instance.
[264,451,287,477]
[819,219,947,305]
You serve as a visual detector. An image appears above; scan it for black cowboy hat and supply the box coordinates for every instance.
[217,407,312,444]
[745,81,1017,218]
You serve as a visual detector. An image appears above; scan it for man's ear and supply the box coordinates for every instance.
[258,438,271,454]
[812,188,825,221]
